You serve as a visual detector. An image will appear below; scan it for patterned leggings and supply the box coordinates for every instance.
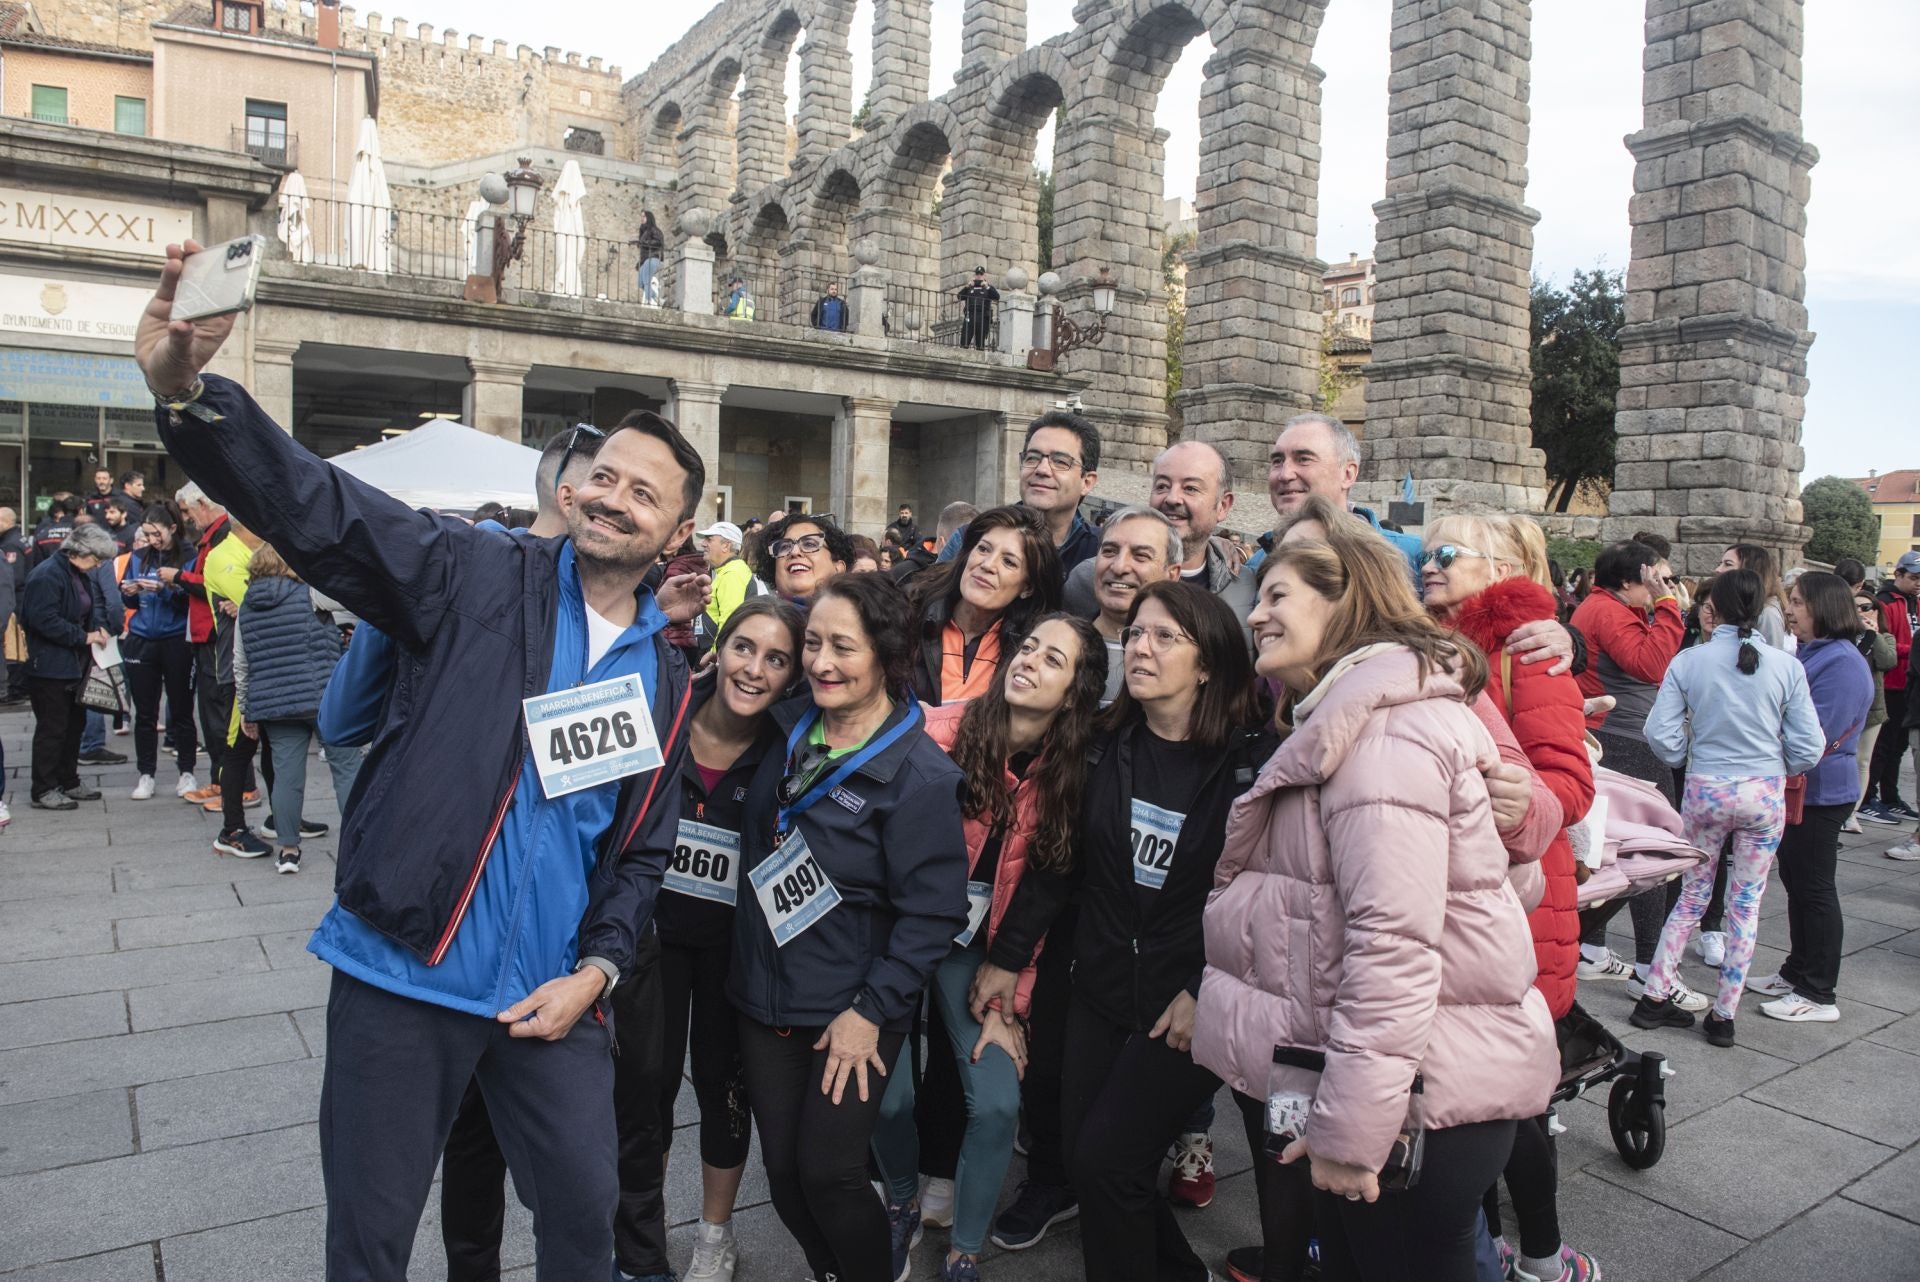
[1647,774,1786,1018]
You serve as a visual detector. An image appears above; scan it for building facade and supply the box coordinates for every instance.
[1847,469,1920,575]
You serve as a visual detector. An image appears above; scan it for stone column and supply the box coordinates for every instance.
[940,159,1039,288]
[1177,32,1326,485]
[668,379,727,519]
[795,20,854,165]
[869,0,932,126]
[1603,0,1817,573]
[677,108,735,222]
[851,238,888,336]
[1355,0,1547,513]
[249,334,301,430]
[464,358,530,442]
[673,211,717,314]
[734,74,786,196]
[958,0,1024,82]
[832,397,894,533]
[998,268,1035,356]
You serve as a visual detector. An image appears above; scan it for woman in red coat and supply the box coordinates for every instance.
[1425,513,1599,1282]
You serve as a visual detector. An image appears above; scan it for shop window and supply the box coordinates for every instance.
[115,96,148,136]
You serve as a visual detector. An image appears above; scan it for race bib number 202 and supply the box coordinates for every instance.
[523,675,662,798]
[1130,798,1185,890]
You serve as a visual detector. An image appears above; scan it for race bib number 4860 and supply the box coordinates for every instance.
[1130,798,1186,891]
[750,828,843,946]
[523,675,663,798]
[665,820,742,906]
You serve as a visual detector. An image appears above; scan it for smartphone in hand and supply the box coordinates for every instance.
[173,235,267,321]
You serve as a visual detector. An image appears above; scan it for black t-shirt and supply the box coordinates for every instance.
[1129,730,1211,913]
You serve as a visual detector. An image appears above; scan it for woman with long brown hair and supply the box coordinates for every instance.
[908,505,1063,705]
[869,612,1107,1282]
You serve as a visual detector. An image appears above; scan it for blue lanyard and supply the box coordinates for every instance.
[776,701,921,837]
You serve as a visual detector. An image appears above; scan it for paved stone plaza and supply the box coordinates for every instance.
[1,708,1917,1281]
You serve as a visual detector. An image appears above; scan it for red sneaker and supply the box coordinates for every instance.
[1166,1132,1215,1208]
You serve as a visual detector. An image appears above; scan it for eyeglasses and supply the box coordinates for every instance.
[1419,544,1489,570]
[1662,576,1680,587]
[1020,449,1083,474]
[771,533,828,559]
[1121,624,1195,654]
[1857,602,1878,614]
[556,423,606,485]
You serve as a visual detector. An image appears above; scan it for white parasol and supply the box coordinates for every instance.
[551,159,587,297]
[276,170,314,264]
[344,117,392,274]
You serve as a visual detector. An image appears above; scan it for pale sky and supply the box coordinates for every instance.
[442,0,1917,482]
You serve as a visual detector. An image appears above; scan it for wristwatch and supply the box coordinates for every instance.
[575,956,618,1000]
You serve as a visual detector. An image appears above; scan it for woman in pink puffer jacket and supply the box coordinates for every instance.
[1192,524,1558,1282]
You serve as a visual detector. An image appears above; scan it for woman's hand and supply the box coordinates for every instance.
[242,721,259,740]
[815,1008,887,1104]
[1278,1136,1380,1203]
[1148,990,1197,1054]
[1480,759,1532,834]
[971,1009,1028,1080]
[968,962,1020,1022]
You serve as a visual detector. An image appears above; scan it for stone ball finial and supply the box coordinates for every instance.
[677,208,713,238]
[478,173,510,205]
[1037,271,1062,297]
[1004,266,1030,292]
[852,237,881,267]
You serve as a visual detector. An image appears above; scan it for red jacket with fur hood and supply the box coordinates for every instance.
[1451,577,1595,1019]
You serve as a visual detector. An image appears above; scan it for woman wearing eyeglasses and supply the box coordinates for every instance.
[1053,580,1273,1282]
[728,572,969,1282]
[751,512,854,606]
[909,506,1062,706]
[1842,593,1898,834]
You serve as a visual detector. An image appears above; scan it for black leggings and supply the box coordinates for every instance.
[739,1015,905,1282]
[1238,1090,1320,1282]
[659,938,752,1170]
[1021,905,1077,1189]
[124,632,196,777]
[1484,1114,1559,1261]
[1314,1119,1518,1282]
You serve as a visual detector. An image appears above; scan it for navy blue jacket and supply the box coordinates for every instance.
[158,376,692,979]
[239,577,342,723]
[21,554,107,680]
[728,696,969,1031]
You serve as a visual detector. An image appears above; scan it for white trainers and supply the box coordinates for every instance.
[174,772,199,798]
[131,774,156,800]
[1760,993,1839,1023]
[685,1219,738,1282]
[1576,950,1635,981]
[1745,972,1795,997]
[920,1176,956,1228]
[1627,976,1711,1012]
[1696,931,1728,968]
[1887,841,1920,862]
[0,798,11,828]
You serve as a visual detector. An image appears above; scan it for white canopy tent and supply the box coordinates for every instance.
[327,419,540,512]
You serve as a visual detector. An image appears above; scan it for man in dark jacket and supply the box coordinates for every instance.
[175,482,232,804]
[810,280,849,331]
[0,506,25,702]
[137,240,700,1280]
[28,495,78,568]
[956,264,1000,349]
[21,524,115,810]
[1867,550,1920,822]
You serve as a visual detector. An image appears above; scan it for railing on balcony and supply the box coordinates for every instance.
[27,111,77,126]
[779,272,855,330]
[884,283,998,351]
[233,125,299,170]
[713,274,768,320]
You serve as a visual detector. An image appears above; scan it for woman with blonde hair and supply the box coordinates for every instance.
[1195,518,1557,1282]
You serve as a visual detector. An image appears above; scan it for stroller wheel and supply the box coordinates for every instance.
[1608,1076,1666,1169]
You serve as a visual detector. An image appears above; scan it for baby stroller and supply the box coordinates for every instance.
[1551,765,1710,1170]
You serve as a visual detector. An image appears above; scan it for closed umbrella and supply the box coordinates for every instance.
[551,159,586,297]
[276,170,314,264]
[344,117,392,274]
[462,198,490,276]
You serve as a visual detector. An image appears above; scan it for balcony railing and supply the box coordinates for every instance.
[233,126,299,170]
[885,282,998,350]
[27,110,77,126]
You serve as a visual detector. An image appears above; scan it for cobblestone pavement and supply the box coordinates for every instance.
[2,707,1916,1281]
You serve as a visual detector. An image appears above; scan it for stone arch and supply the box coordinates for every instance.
[738,199,792,321]
[936,47,1069,293]
[737,11,805,195]
[1091,0,1232,104]
[648,101,683,167]
[853,102,959,297]
[973,47,1072,163]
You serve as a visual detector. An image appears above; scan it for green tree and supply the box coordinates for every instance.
[1163,228,1195,409]
[1530,266,1625,512]
[1035,167,1055,270]
[1800,475,1880,565]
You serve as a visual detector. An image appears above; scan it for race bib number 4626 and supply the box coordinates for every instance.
[523,675,662,798]
[1130,797,1186,891]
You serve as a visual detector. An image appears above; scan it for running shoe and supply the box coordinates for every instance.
[684,1219,738,1282]
[1576,950,1635,981]
[176,773,204,800]
[1759,993,1839,1023]
[1888,800,1920,822]
[1225,1245,1264,1282]
[1858,801,1901,826]
[77,748,127,765]
[887,1199,923,1282]
[213,828,272,859]
[260,818,329,840]
[1626,977,1709,1012]
[62,785,102,802]
[130,775,156,800]
[1840,815,1863,835]
[1495,1239,1516,1279]
[0,799,10,828]
[1745,972,1794,997]
[205,790,263,813]
[940,1255,981,1282]
[1628,994,1695,1030]
[1167,1132,1216,1208]
[1510,1246,1602,1282]
[1703,1012,1735,1047]
[920,1176,955,1228]
[1695,930,1728,968]
[276,847,303,875]
[990,1180,1078,1251]
[1886,841,1920,862]
[30,791,77,811]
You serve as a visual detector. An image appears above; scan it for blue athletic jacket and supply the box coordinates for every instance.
[157,376,692,1014]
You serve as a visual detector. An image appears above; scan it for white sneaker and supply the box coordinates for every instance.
[174,772,199,798]
[1576,950,1635,981]
[1760,993,1839,1023]
[131,774,156,800]
[0,798,11,828]
[1696,931,1728,968]
[920,1176,956,1228]
[1887,841,1920,862]
[1745,972,1795,997]
[1840,815,1863,834]
[1627,976,1711,1012]
[685,1219,738,1282]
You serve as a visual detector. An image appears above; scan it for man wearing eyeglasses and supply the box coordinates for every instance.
[1087,506,1184,706]
[938,410,1103,579]
[135,241,704,1282]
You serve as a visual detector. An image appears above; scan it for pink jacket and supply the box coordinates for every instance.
[1192,646,1558,1170]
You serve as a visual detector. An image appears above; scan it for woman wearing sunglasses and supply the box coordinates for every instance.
[728,572,969,1282]
[908,505,1062,706]
[1714,544,1790,650]
[1842,592,1898,834]
[751,512,854,606]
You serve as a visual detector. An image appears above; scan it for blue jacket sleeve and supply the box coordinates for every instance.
[318,622,396,747]
[936,527,963,564]
[1643,663,1691,768]
[854,764,971,1028]
[1780,663,1826,777]
[156,375,468,650]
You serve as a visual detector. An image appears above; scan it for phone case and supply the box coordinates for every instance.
[173,235,266,321]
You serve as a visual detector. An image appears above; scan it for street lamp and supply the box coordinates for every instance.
[1029,266,1116,370]
[463,159,543,304]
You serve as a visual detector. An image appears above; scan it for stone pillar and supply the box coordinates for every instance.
[250,334,301,429]
[940,159,1039,289]
[668,379,727,519]
[832,397,894,533]
[998,268,1035,356]
[464,358,530,442]
[1603,0,1817,574]
[869,0,932,126]
[1355,0,1547,513]
[677,109,735,222]
[851,238,888,336]
[958,0,1024,82]
[1177,32,1326,486]
[673,211,717,314]
[734,75,786,196]
[795,20,854,165]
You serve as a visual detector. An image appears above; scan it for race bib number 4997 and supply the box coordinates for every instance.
[523,675,662,798]
[750,828,843,947]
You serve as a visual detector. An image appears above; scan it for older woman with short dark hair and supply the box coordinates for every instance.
[22,524,117,810]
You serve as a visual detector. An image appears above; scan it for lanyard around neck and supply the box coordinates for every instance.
[776,701,920,836]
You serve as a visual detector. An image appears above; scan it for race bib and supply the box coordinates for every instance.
[750,827,843,946]
[664,819,741,906]
[523,674,662,799]
[1129,798,1185,890]
[955,879,993,947]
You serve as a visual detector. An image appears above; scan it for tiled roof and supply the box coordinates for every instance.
[0,27,152,58]
[1849,470,1920,505]
[160,3,317,45]
[0,2,32,37]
